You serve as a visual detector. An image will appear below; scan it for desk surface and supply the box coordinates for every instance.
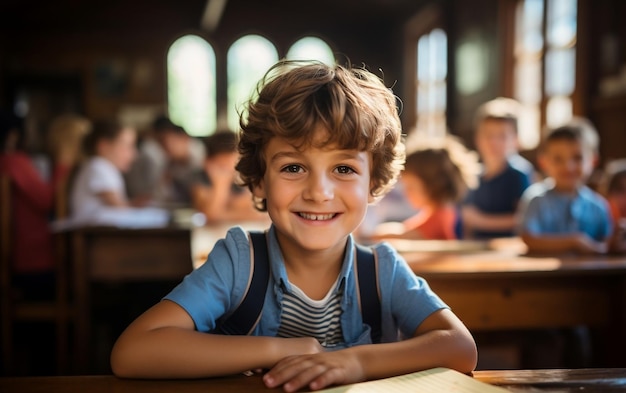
[399,237,626,278]
[1,369,625,392]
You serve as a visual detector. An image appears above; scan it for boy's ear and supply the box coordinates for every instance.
[368,181,376,204]
[537,152,549,173]
[592,153,600,168]
[252,180,266,199]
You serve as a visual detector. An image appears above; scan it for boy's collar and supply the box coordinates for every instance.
[544,177,586,195]
[266,225,354,293]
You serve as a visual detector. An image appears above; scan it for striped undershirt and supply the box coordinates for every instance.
[277,279,344,348]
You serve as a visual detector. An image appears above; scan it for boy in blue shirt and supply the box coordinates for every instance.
[110,60,477,391]
[517,117,612,253]
[462,97,535,239]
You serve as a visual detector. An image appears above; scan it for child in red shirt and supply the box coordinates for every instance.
[373,135,478,240]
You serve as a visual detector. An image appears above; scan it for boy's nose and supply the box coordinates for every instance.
[303,172,334,202]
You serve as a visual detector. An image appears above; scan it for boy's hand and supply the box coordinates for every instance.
[611,218,626,253]
[574,233,608,254]
[263,349,366,392]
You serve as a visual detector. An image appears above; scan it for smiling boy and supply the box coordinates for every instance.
[110,60,477,392]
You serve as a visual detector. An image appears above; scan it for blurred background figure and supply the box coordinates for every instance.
[462,97,535,239]
[126,115,205,208]
[369,134,479,241]
[598,159,626,253]
[0,109,82,298]
[67,119,169,228]
[190,130,268,224]
[517,117,611,254]
[46,113,93,218]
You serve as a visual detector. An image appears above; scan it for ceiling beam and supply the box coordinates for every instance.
[201,0,228,32]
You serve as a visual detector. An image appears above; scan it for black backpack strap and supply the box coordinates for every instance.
[215,231,270,335]
[355,244,382,344]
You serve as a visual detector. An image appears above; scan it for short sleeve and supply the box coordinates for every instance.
[164,227,251,332]
[516,186,544,235]
[374,244,448,338]
[87,159,124,194]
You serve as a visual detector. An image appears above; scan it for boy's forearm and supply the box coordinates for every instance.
[462,206,516,231]
[351,327,477,380]
[111,327,318,379]
[522,233,607,254]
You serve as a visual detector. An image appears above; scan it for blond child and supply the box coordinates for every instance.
[517,118,612,254]
[110,60,477,391]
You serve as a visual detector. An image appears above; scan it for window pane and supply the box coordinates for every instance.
[416,28,447,136]
[417,34,430,82]
[286,36,335,65]
[546,96,572,128]
[520,0,545,53]
[547,0,577,47]
[545,47,576,96]
[515,58,542,104]
[167,35,216,136]
[431,28,447,81]
[227,35,279,131]
[518,105,541,150]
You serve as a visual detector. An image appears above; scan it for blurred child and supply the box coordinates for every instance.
[598,159,626,253]
[68,119,169,228]
[372,135,478,240]
[191,130,268,223]
[462,97,535,239]
[46,113,92,218]
[517,118,612,254]
[0,110,75,295]
[126,116,205,207]
[110,60,477,391]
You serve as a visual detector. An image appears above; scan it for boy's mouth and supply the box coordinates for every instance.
[298,212,337,221]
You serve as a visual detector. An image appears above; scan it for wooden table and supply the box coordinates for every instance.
[1,368,625,392]
[398,238,626,367]
[69,226,194,372]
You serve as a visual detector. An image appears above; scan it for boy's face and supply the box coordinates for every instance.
[99,127,137,173]
[539,139,594,192]
[475,119,517,164]
[160,132,189,161]
[400,172,430,209]
[253,126,373,256]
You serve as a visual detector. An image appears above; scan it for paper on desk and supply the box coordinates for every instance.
[318,367,508,393]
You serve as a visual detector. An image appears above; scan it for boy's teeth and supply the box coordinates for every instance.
[299,213,335,220]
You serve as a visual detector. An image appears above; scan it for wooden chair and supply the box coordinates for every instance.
[0,174,74,375]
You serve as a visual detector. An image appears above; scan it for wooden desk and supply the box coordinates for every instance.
[1,368,624,392]
[69,226,193,372]
[400,239,626,367]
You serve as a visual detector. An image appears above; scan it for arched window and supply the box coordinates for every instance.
[167,35,216,136]
[227,34,279,131]
[286,36,335,65]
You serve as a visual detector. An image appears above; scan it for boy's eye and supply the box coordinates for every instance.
[336,165,355,174]
[281,164,302,173]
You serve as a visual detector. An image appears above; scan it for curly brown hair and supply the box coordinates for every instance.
[236,60,405,211]
[403,148,468,204]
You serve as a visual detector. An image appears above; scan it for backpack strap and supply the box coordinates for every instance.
[215,231,270,335]
[216,232,382,343]
[355,244,382,344]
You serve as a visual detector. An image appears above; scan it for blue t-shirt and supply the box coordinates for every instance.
[464,161,531,238]
[164,225,447,347]
[516,179,612,241]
